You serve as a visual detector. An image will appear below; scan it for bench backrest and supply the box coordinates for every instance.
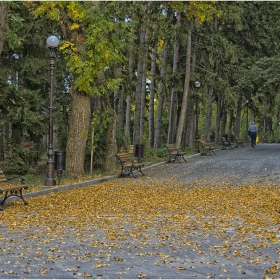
[199,140,207,146]
[0,170,8,185]
[116,153,131,164]
[165,144,177,151]
[221,137,229,143]
[128,145,134,154]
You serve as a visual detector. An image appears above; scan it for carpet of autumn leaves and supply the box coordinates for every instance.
[1,176,280,278]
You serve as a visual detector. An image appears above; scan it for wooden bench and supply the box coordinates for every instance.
[199,140,216,156]
[165,144,187,163]
[220,137,233,150]
[0,169,28,211]
[233,136,245,148]
[115,153,145,178]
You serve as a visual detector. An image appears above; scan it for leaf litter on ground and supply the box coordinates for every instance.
[1,176,280,278]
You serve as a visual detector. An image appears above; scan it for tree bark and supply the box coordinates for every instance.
[148,27,157,148]
[0,2,8,56]
[175,24,192,148]
[125,95,132,142]
[66,88,91,177]
[115,66,124,136]
[186,97,194,148]
[0,3,9,158]
[221,104,227,138]
[203,78,214,142]
[133,22,146,145]
[133,60,143,146]
[234,93,242,137]
[215,93,222,143]
[125,44,135,143]
[140,59,147,143]
[154,40,168,148]
[97,71,117,171]
[168,13,181,144]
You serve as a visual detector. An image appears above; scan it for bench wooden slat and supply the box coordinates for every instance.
[220,137,233,150]
[199,140,216,156]
[0,169,29,210]
[233,136,245,148]
[165,144,187,163]
[115,153,145,178]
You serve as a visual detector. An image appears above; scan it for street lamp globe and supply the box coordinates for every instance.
[46,35,59,48]
[195,80,201,88]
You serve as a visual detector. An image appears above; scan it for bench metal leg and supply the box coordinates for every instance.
[138,167,144,176]
[180,157,187,162]
[130,167,145,178]
[170,154,187,163]
[120,166,144,178]
[0,189,29,206]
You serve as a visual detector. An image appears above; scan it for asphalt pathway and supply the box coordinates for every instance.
[0,143,279,279]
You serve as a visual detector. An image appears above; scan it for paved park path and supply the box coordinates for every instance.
[0,143,279,279]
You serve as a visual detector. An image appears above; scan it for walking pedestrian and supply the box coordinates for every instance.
[248,122,258,148]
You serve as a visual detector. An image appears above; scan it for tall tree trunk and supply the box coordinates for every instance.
[0,2,8,55]
[115,66,124,136]
[167,13,181,144]
[97,71,117,171]
[140,59,147,143]
[66,87,91,176]
[154,40,168,148]
[125,95,132,143]
[228,110,234,141]
[148,30,157,148]
[203,78,214,142]
[133,60,143,145]
[0,2,9,157]
[139,26,149,143]
[175,24,192,148]
[215,93,222,143]
[125,45,135,143]
[221,104,227,137]
[186,30,198,149]
[116,92,124,134]
[186,97,195,149]
[234,94,242,137]
[133,18,146,145]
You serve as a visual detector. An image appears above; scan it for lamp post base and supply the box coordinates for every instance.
[44,177,56,186]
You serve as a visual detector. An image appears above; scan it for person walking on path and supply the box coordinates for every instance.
[248,122,258,148]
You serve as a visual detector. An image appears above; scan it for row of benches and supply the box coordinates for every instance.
[115,135,252,179]
[114,141,216,179]
[0,137,247,210]
[220,136,250,150]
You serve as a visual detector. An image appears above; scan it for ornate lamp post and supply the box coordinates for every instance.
[45,35,59,186]
[194,80,201,153]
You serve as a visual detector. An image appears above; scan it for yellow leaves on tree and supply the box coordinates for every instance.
[165,1,220,25]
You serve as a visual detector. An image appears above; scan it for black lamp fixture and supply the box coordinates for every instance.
[44,35,59,186]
